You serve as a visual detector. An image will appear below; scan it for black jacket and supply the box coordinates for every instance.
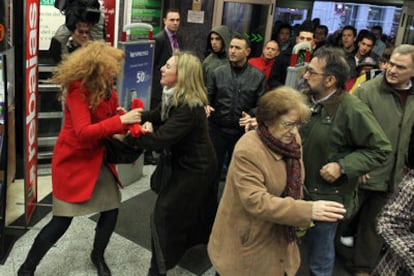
[129,103,217,272]
[207,62,265,135]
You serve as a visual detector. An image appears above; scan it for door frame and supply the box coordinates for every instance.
[212,0,276,43]
[395,1,414,44]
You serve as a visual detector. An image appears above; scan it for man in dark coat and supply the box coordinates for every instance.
[206,34,265,203]
[151,8,183,110]
[147,8,183,165]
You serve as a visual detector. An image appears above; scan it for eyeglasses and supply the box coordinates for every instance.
[281,121,302,130]
[304,66,327,77]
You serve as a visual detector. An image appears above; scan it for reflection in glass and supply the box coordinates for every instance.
[402,15,414,44]
[222,3,268,57]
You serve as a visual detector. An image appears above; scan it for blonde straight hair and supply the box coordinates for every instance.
[170,51,208,108]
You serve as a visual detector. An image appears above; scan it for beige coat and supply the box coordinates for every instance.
[208,131,313,276]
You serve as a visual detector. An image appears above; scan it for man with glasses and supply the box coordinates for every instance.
[299,47,391,276]
[338,44,414,276]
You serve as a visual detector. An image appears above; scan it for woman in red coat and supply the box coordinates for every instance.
[18,41,142,276]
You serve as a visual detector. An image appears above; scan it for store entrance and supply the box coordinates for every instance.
[212,0,275,57]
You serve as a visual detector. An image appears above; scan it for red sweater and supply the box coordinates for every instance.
[249,56,274,90]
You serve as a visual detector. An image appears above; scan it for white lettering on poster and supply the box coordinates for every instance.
[26,2,38,187]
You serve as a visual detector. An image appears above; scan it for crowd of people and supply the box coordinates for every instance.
[16,6,414,276]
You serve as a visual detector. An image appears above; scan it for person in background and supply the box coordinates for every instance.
[379,47,394,72]
[206,34,265,204]
[17,41,142,276]
[248,40,280,90]
[341,25,357,54]
[147,8,183,165]
[326,29,343,47]
[268,22,315,89]
[49,21,92,63]
[346,30,377,78]
[126,51,217,276]
[299,47,391,276]
[312,18,321,28]
[275,23,294,54]
[202,25,232,83]
[339,44,414,276]
[314,25,329,50]
[345,56,379,93]
[371,26,387,58]
[208,86,346,276]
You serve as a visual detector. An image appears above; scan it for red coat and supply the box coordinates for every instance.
[51,81,126,202]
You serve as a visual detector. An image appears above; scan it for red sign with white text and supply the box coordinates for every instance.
[103,0,116,45]
[24,0,39,224]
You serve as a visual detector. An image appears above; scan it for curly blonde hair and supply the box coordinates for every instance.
[50,41,125,110]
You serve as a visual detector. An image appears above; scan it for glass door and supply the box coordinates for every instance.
[213,0,275,57]
[396,1,414,45]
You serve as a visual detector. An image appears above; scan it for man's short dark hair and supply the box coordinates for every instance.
[232,33,251,49]
[371,25,383,35]
[342,25,357,37]
[298,22,314,35]
[316,25,329,37]
[164,8,180,18]
[278,23,292,34]
[357,30,376,45]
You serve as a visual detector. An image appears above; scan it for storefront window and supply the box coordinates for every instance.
[273,1,401,40]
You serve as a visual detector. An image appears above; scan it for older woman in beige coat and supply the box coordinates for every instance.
[208,86,347,276]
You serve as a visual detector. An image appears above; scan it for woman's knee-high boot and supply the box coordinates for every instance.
[17,237,54,276]
[91,226,113,276]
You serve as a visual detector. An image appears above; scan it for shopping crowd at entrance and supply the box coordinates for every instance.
[17,4,414,276]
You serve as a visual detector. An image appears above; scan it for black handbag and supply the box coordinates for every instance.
[150,150,172,194]
[102,138,143,164]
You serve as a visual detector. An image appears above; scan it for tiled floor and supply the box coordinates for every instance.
[1,163,352,276]
[1,164,216,276]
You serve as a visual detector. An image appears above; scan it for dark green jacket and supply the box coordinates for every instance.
[300,90,391,217]
[354,76,414,192]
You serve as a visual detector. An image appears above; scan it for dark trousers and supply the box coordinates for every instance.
[353,190,388,272]
[209,123,243,200]
[338,189,388,272]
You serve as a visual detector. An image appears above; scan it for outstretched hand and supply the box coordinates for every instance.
[312,200,346,222]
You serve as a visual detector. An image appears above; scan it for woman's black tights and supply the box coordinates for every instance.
[37,209,118,244]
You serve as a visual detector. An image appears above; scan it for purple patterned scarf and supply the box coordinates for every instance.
[257,122,302,242]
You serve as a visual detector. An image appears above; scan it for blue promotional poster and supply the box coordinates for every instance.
[117,41,155,111]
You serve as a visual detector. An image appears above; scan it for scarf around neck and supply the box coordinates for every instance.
[257,123,302,243]
[161,86,175,121]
